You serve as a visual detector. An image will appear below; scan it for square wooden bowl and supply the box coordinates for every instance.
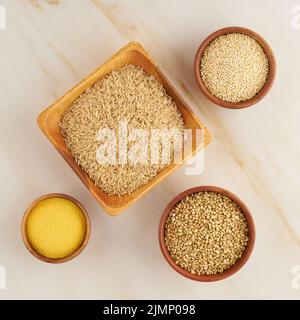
[37,42,211,216]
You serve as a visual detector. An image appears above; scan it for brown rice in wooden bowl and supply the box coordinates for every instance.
[38,42,211,216]
[158,186,255,282]
[194,26,276,109]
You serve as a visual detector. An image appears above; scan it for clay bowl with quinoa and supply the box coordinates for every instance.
[158,186,255,282]
[194,26,276,109]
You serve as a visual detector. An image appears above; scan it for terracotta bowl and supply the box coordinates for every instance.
[194,26,276,109]
[21,193,91,264]
[158,186,255,282]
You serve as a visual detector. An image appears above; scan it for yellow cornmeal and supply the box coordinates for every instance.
[26,197,87,259]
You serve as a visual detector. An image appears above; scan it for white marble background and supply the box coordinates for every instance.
[0,0,300,299]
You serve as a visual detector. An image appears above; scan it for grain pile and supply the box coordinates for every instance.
[200,33,269,103]
[164,191,249,275]
[26,197,87,259]
[59,65,185,196]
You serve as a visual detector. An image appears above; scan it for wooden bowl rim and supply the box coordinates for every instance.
[193,26,276,109]
[21,193,91,264]
[158,186,255,282]
[37,41,212,216]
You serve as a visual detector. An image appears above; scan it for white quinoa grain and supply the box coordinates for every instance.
[200,33,269,103]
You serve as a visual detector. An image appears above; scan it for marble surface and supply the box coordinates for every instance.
[0,0,300,299]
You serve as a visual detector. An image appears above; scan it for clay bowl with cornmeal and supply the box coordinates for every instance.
[21,193,90,263]
[194,26,276,109]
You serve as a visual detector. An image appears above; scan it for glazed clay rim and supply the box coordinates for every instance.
[158,186,255,282]
[193,26,276,109]
[21,193,91,264]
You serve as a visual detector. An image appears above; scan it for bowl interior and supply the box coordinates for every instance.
[194,27,276,109]
[159,186,255,282]
[21,193,91,264]
[38,42,211,215]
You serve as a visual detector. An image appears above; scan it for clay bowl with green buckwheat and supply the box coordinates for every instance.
[158,186,255,282]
